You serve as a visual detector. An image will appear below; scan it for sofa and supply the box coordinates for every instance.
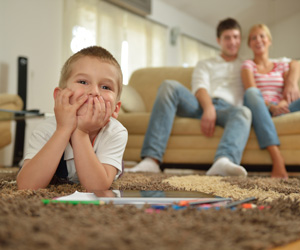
[118,67,300,166]
[0,94,23,149]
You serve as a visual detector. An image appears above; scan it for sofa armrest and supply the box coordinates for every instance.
[0,94,23,149]
[0,94,23,110]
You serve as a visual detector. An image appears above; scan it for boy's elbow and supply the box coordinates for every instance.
[16,176,45,190]
[85,180,112,193]
[17,181,39,190]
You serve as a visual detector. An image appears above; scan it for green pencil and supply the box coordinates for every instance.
[42,199,105,205]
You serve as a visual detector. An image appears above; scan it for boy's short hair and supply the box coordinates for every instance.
[247,24,272,46]
[217,18,242,38]
[59,46,123,100]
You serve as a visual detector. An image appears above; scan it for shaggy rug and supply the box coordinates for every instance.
[1,169,300,250]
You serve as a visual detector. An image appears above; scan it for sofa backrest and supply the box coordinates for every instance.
[128,67,194,112]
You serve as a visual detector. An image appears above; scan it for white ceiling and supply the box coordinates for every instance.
[159,0,300,38]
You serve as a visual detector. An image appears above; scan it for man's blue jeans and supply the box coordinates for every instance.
[141,80,252,164]
[244,87,300,149]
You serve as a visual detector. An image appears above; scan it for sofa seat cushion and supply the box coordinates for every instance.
[0,121,11,148]
[271,111,300,135]
[118,110,300,137]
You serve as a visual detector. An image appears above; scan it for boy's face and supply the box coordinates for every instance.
[217,29,241,59]
[64,56,121,118]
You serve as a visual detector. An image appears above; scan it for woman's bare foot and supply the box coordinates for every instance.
[267,145,288,179]
[271,163,288,179]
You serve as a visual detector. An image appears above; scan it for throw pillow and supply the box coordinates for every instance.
[120,85,146,112]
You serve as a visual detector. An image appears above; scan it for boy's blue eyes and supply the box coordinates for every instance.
[78,80,87,85]
[77,80,110,90]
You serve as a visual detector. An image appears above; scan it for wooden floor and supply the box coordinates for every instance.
[273,240,300,250]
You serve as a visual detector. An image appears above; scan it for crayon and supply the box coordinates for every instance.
[224,197,257,208]
[178,198,231,207]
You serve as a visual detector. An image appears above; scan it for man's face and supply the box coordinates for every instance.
[217,29,241,58]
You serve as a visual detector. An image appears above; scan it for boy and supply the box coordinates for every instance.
[17,46,128,191]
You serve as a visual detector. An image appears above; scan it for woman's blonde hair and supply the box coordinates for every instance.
[247,24,272,46]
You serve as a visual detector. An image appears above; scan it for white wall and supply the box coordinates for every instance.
[0,0,63,166]
[150,0,217,66]
[239,12,300,60]
[270,12,300,59]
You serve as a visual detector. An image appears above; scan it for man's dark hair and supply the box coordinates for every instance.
[217,18,242,38]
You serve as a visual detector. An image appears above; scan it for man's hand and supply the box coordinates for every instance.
[269,100,290,117]
[77,95,112,134]
[201,105,217,137]
[54,88,87,134]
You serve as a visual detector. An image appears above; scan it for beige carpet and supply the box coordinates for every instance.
[1,169,300,250]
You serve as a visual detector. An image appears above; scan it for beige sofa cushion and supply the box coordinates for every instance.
[121,85,146,113]
[0,94,23,149]
[118,110,300,137]
[128,67,194,112]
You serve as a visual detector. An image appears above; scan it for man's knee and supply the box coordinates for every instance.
[241,106,252,121]
[158,80,182,97]
[234,106,252,122]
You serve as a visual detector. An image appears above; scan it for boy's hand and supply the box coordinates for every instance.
[77,95,112,134]
[54,88,87,134]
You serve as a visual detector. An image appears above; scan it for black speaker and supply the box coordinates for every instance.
[13,57,28,166]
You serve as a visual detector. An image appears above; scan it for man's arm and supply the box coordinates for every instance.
[195,88,216,137]
[192,60,217,137]
[283,60,300,104]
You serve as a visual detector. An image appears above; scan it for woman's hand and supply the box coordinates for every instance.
[269,100,290,116]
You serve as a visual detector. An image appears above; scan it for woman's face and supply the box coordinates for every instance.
[248,28,271,55]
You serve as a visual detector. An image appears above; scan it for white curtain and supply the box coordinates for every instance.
[180,35,219,67]
[63,0,167,84]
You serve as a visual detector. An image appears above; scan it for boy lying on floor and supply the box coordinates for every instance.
[17,46,128,191]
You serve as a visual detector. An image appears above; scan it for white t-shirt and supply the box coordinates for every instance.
[24,116,128,183]
[191,55,291,107]
[191,55,245,106]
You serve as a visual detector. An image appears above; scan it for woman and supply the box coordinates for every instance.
[242,24,300,179]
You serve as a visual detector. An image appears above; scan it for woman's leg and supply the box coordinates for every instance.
[244,87,287,178]
[267,145,288,179]
[289,98,300,112]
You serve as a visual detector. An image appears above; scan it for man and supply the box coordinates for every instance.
[126,18,299,176]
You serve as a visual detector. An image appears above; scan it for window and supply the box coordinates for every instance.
[63,0,167,85]
[180,35,219,67]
